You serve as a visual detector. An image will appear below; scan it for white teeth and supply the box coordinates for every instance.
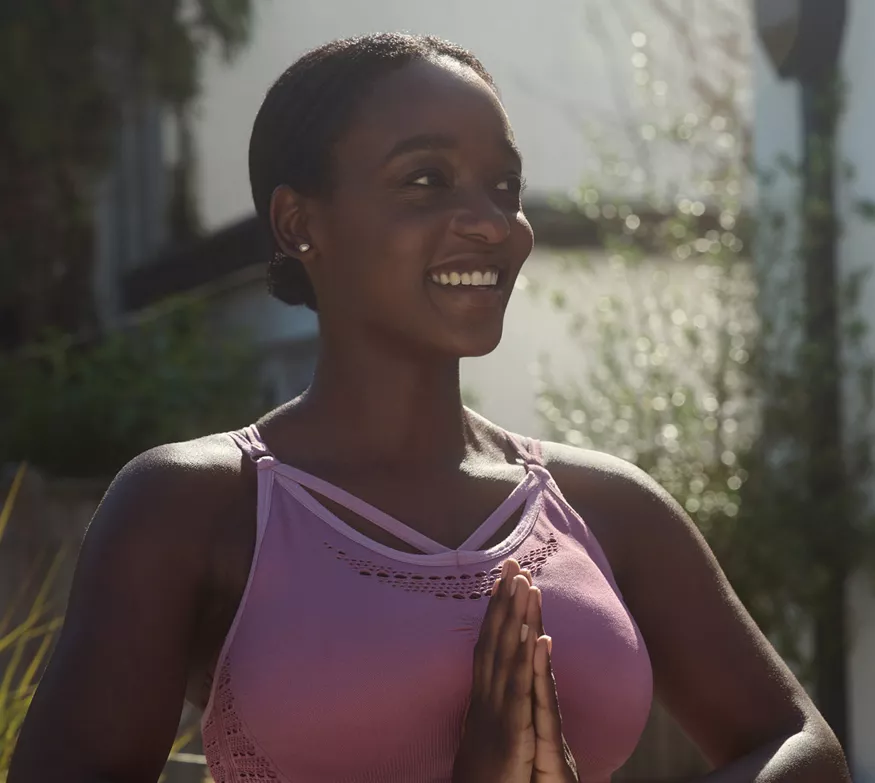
[429,269,500,287]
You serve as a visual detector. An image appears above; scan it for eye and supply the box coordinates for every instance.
[408,170,449,187]
[496,175,526,194]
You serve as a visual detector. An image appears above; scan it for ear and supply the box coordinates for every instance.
[270,185,315,260]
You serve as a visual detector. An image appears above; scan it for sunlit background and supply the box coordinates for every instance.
[2,2,875,781]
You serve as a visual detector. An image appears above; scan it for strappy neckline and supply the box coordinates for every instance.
[230,424,548,566]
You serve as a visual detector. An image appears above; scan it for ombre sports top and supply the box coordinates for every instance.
[201,424,652,783]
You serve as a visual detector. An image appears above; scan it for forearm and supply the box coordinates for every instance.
[692,729,850,783]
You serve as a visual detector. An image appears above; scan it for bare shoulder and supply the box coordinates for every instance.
[76,430,258,648]
[538,438,672,501]
[91,432,251,544]
[109,431,247,496]
[537,440,686,581]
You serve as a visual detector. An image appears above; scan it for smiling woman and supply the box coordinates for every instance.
[258,43,533,358]
[8,32,850,783]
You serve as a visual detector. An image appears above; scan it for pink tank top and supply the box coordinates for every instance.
[201,425,652,783]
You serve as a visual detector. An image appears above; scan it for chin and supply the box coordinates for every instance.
[443,322,505,358]
[392,303,508,359]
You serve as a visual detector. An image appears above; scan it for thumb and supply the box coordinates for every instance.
[533,635,563,743]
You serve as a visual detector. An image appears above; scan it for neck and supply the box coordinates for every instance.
[292,333,476,468]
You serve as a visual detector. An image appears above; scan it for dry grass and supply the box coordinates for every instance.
[0,463,207,782]
[0,463,64,778]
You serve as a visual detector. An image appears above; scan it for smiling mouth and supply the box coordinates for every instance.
[427,267,500,288]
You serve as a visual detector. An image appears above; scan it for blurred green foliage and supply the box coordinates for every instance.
[0,0,254,343]
[0,0,260,476]
[536,257,755,534]
[0,299,264,479]
[536,24,875,680]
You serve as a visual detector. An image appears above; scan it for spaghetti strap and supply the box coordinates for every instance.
[457,470,541,551]
[228,425,276,466]
[227,423,545,556]
[202,427,276,727]
[526,438,544,465]
[505,431,544,467]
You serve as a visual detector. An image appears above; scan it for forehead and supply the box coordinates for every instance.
[336,58,517,166]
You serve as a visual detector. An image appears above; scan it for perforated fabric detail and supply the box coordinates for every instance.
[203,658,282,781]
[323,536,560,599]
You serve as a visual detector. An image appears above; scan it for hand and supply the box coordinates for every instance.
[532,621,578,782]
[453,559,541,783]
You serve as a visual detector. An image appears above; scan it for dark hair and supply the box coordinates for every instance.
[248,33,496,311]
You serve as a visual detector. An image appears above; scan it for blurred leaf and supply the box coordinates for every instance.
[854,199,875,222]
[0,0,254,343]
[0,298,263,478]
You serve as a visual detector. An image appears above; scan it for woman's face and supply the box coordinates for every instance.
[304,57,534,359]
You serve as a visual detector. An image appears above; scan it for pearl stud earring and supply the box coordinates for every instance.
[298,243,311,253]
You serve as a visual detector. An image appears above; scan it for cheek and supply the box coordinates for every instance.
[330,203,446,299]
[380,207,448,276]
[514,214,535,260]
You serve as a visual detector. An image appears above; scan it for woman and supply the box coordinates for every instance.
[10,33,850,783]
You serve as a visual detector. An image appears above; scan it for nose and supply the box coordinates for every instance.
[451,188,511,245]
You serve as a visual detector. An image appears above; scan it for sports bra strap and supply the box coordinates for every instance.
[228,425,277,467]
[505,432,545,468]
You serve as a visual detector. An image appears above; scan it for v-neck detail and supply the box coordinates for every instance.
[247,424,546,566]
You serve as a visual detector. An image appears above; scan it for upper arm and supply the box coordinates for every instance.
[8,440,237,783]
[549,445,832,767]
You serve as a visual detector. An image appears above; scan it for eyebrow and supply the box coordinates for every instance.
[382,132,523,168]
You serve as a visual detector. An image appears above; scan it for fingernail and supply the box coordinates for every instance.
[520,624,529,643]
[546,636,553,655]
[509,576,518,596]
[500,560,511,578]
[491,579,501,596]
[534,587,542,608]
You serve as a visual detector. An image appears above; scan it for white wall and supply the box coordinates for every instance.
[461,249,734,438]
[754,3,875,777]
[191,0,741,233]
[193,0,604,231]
